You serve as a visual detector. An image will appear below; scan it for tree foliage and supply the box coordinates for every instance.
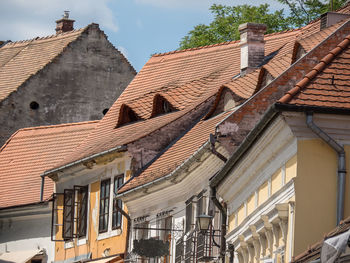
[277,0,347,27]
[179,0,348,50]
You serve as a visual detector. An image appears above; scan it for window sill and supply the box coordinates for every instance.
[64,241,74,249]
[77,237,87,246]
[97,228,122,241]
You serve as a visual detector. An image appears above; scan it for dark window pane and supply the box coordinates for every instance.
[112,175,124,229]
[99,179,110,233]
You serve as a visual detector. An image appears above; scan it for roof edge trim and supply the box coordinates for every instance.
[210,104,279,188]
[42,144,127,177]
[279,34,350,104]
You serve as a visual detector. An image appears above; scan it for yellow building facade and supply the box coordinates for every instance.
[214,112,350,263]
[49,151,131,262]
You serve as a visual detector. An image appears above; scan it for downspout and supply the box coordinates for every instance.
[211,186,227,263]
[114,189,132,258]
[40,175,45,201]
[228,244,235,263]
[306,112,346,225]
[210,134,228,162]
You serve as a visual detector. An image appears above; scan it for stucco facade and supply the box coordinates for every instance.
[0,23,136,146]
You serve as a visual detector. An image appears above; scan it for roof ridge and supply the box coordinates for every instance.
[2,27,86,47]
[17,120,99,132]
[279,34,350,104]
[152,28,302,58]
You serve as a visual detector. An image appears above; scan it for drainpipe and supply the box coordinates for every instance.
[114,189,132,258]
[228,244,235,263]
[306,112,346,225]
[211,186,227,263]
[210,134,228,163]
[40,175,45,201]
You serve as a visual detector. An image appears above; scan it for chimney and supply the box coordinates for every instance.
[239,23,267,75]
[55,11,75,34]
[320,12,350,30]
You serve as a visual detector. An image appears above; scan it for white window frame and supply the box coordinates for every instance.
[97,174,125,240]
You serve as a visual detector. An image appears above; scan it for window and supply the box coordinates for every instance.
[136,221,149,240]
[58,185,88,241]
[75,186,88,238]
[99,179,111,233]
[63,189,74,239]
[185,197,194,233]
[112,175,124,229]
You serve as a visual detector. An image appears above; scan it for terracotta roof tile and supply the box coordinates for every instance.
[119,110,234,194]
[280,34,350,107]
[0,121,97,208]
[0,28,87,101]
[51,13,350,171]
[292,216,350,263]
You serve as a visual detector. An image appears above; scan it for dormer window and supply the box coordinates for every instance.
[116,104,141,127]
[151,94,176,117]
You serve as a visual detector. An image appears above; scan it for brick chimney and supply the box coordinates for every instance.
[239,23,267,75]
[55,11,75,34]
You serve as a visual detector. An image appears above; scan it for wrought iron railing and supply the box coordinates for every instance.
[176,228,221,263]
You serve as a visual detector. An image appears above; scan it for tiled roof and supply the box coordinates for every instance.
[0,28,86,101]
[0,121,97,208]
[49,7,350,177]
[292,216,350,263]
[51,28,306,170]
[119,110,233,194]
[279,34,350,108]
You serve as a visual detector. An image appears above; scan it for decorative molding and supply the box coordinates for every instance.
[226,180,294,244]
[218,116,297,214]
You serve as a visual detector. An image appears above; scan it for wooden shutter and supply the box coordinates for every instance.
[62,189,74,240]
[74,185,88,238]
[51,193,65,242]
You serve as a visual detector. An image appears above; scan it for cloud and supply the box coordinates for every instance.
[0,0,118,41]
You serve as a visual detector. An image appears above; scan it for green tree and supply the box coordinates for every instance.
[179,1,348,50]
[179,4,290,50]
[277,0,347,27]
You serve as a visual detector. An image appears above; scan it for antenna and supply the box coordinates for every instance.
[63,11,70,19]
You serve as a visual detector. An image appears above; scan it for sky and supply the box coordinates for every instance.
[0,0,287,72]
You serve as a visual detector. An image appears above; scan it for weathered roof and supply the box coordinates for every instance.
[280,33,350,108]
[210,15,350,188]
[117,17,350,194]
[51,27,309,170]
[0,121,97,208]
[0,27,88,101]
[119,110,233,194]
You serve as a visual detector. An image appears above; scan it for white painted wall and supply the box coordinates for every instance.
[0,205,55,263]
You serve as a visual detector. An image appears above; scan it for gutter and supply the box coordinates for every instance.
[117,141,211,198]
[40,145,127,201]
[306,112,346,225]
[210,104,279,188]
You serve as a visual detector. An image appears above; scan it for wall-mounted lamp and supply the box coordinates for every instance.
[196,214,213,232]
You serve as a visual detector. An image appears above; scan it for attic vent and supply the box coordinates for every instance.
[320,12,350,30]
[116,104,140,127]
[30,101,39,110]
[151,94,176,117]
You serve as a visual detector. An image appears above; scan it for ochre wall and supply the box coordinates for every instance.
[293,139,350,256]
[228,155,297,231]
[55,178,129,261]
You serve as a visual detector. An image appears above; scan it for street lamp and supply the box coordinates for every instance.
[196,214,213,232]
